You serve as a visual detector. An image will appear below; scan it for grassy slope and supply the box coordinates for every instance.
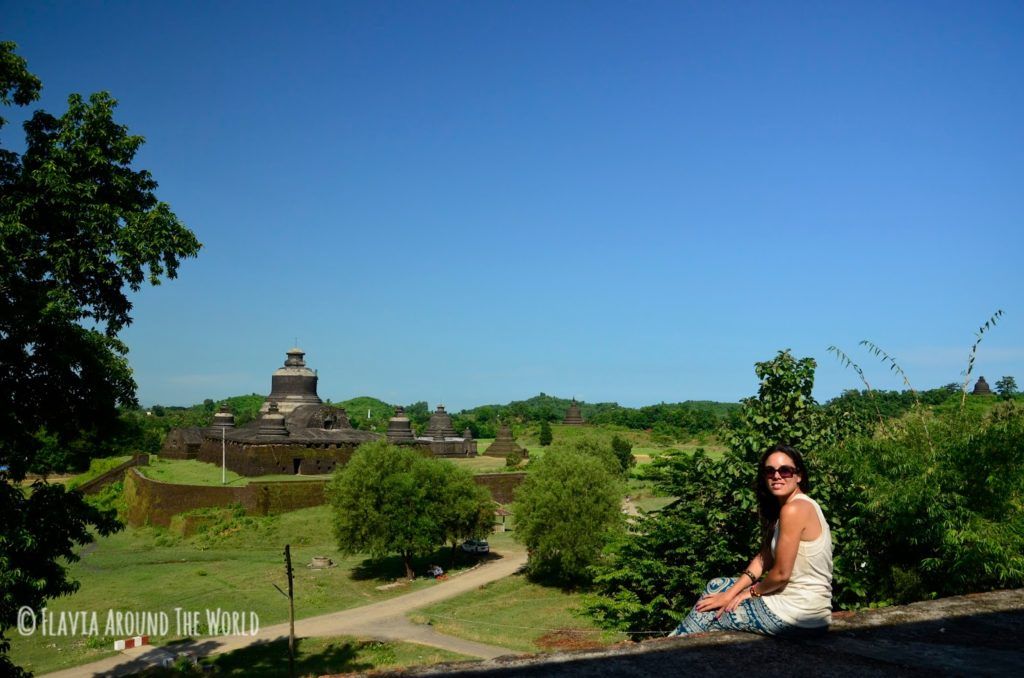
[64,455,133,490]
[409,575,626,653]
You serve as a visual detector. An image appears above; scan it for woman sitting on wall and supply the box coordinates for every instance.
[670,444,833,636]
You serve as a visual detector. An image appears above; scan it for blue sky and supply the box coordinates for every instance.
[5,1,1023,409]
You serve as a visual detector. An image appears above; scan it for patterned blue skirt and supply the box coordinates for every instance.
[669,576,793,637]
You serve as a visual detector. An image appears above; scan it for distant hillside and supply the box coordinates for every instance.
[329,396,394,431]
[455,393,739,440]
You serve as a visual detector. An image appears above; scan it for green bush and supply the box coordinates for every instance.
[513,448,624,584]
[818,402,1024,605]
[610,435,635,473]
[539,420,553,447]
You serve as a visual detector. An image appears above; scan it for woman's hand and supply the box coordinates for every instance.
[694,590,733,614]
[717,587,752,618]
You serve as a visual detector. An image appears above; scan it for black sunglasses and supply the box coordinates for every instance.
[762,465,798,479]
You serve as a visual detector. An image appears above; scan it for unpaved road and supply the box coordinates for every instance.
[42,550,528,677]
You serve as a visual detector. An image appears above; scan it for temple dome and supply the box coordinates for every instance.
[426,404,456,438]
[211,405,235,429]
[563,398,585,425]
[262,347,322,414]
[257,402,289,439]
[386,406,416,442]
[972,376,993,395]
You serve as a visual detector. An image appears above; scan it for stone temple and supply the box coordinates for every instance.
[563,398,585,425]
[483,422,528,458]
[972,376,993,395]
[162,348,476,476]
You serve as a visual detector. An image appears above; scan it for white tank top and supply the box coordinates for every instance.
[763,494,833,627]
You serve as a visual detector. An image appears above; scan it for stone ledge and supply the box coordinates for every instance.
[365,588,1024,677]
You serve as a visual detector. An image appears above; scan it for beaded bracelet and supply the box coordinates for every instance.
[749,585,762,598]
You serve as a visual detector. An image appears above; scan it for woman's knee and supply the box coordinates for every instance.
[702,576,734,595]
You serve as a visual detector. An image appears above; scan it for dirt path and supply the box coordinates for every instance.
[42,550,527,677]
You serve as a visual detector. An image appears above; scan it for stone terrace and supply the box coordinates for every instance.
[367,588,1024,677]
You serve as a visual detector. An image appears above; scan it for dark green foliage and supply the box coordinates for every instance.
[589,401,736,438]
[823,385,960,433]
[326,441,492,579]
[335,396,394,431]
[817,402,1024,605]
[513,448,624,584]
[610,435,635,473]
[995,376,1018,400]
[506,450,523,467]
[728,350,836,464]
[1,43,199,676]
[539,420,553,446]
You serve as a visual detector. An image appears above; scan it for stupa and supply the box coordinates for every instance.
[425,404,457,438]
[416,404,477,457]
[386,406,416,442]
[211,404,235,429]
[261,347,322,414]
[972,376,993,395]
[563,398,585,425]
[256,402,289,439]
[483,422,528,458]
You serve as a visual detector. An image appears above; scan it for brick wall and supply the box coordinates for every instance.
[125,467,526,526]
[123,469,327,527]
[77,454,150,495]
[472,472,527,504]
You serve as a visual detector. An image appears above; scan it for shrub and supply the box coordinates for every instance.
[610,435,635,473]
[539,420,553,446]
[513,449,624,584]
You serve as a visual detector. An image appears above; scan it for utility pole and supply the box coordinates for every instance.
[274,545,296,677]
[221,426,226,485]
[285,544,295,677]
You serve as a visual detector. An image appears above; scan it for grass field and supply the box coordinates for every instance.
[6,505,502,675]
[409,575,627,653]
[138,458,334,486]
[447,450,510,474]
[64,456,134,490]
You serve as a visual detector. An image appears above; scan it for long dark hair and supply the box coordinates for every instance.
[756,444,811,561]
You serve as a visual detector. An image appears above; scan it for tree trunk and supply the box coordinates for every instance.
[449,541,458,568]
[403,553,415,580]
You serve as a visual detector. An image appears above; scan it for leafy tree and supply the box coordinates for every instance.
[538,419,553,446]
[995,376,1018,400]
[513,448,624,583]
[610,435,636,473]
[0,42,200,676]
[327,441,491,579]
[433,463,494,564]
